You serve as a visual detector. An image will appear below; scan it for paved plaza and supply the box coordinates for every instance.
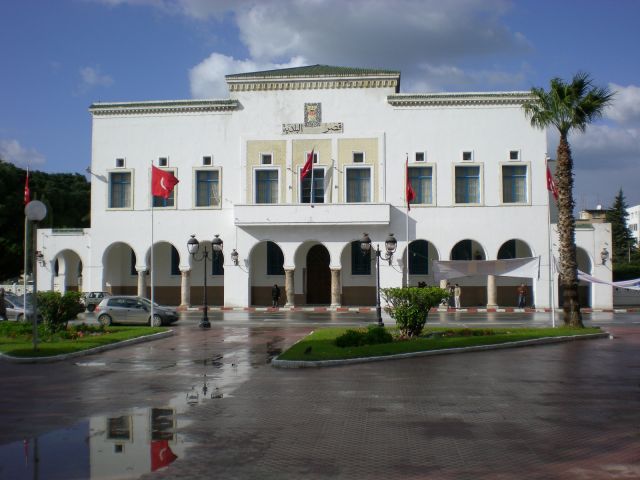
[0,311,639,479]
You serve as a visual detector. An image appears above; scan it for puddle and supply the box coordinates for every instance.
[0,406,189,480]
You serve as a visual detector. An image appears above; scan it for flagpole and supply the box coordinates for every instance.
[150,162,155,322]
[546,158,556,328]
[405,154,410,287]
[310,150,315,206]
[23,166,29,314]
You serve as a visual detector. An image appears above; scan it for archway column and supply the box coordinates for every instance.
[486,274,498,308]
[330,267,341,307]
[284,268,295,307]
[180,268,191,307]
[136,267,147,297]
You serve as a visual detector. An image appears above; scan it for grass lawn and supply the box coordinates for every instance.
[277,326,603,362]
[0,323,168,358]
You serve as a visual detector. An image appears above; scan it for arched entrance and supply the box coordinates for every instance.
[306,244,330,305]
[497,239,534,306]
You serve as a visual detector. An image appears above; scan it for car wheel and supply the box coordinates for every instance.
[87,304,96,313]
[16,313,24,322]
[98,314,112,327]
[150,314,163,327]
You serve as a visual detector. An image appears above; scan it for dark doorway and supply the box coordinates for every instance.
[306,244,331,304]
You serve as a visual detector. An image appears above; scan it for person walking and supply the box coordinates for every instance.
[271,284,281,308]
[454,283,461,309]
[0,288,7,321]
[447,283,455,307]
[517,283,527,308]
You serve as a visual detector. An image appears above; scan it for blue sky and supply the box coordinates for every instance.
[2,0,639,208]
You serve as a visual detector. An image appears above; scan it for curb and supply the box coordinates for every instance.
[177,306,640,313]
[0,330,174,364]
[271,332,611,368]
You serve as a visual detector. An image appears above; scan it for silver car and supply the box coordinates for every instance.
[3,295,42,323]
[95,296,178,327]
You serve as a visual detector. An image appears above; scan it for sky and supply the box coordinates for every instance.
[1,0,639,209]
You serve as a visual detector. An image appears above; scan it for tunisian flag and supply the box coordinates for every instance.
[300,149,314,181]
[405,159,415,210]
[546,165,558,201]
[24,168,30,205]
[150,440,178,471]
[152,165,179,199]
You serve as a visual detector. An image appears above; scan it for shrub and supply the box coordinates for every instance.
[382,286,449,338]
[335,326,394,348]
[36,291,85,333]
[336,329,367,347]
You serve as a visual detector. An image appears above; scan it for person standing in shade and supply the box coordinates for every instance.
[517,283,527,308]
[454,283,461,309]
[271,284,280,308]
[0,288,6,321]
[447,283,455,307]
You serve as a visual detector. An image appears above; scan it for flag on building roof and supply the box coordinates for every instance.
[301,149,314,181]
[152,165,179,199]
[546,164,558,201]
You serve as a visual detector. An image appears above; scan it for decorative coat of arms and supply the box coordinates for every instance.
[282,103,343,135]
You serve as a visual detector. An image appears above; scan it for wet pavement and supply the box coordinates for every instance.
[1,312,639,479]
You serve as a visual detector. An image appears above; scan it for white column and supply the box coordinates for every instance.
[136,267,147,297]
[180,269,191,307]
[224,261,250,307]
[487,274,497,308]
[330,268,341,307]
[284,268,295,307]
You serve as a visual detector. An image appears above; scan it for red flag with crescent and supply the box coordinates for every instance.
[406,158,415,210]
[546,165,558,202]
[152,165,179,199]
[24,169,31,205]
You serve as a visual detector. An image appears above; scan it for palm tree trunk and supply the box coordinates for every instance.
[555,134,583,327]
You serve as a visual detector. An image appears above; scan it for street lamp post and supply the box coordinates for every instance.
[187,234,223,329]
[360,233,397,327]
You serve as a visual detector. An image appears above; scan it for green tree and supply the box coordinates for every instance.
[523,73,613,327]
[606,189,637,263]
[381,286,448,337]
[0,161,90,280]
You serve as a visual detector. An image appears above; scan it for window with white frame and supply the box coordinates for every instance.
[455,165,481,204]
[301,168,324,203]
[408,166,433,205]
[195,169,220,207]
[255,169,279,204]
[260,153,272,165]
[502,165,528,203]
[108,171,132,208]
[462,151,473,161]
[353,152,364,163]
[509,150,520,161]
[115,158,125,168]
[202,156,212,166]
[415,152,425,162]
[345,167,371,203]
[158,157,168,167]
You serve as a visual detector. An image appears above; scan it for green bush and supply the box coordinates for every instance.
[382,286,449,338]
[36,291,85,333]
[335,326,393,348]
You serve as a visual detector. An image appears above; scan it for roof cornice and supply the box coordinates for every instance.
[387,92,533,107]
[89,99,240,116]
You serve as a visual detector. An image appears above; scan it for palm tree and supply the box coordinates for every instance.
[523,73,613,327]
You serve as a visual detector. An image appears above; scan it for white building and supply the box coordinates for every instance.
[36,65,612,309]
[628,204,640,247]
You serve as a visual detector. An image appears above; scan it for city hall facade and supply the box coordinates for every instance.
[36,65,612,309]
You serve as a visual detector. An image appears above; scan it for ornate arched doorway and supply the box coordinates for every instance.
[306,244,330,305]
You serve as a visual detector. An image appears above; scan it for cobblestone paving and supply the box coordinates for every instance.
[1,319,638,479]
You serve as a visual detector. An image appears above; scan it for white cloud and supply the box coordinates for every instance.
[606,83,640,125]
[0,139,46,167]
[189,53,306,98]
[407,63,527,92]
[77,66,114,94]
